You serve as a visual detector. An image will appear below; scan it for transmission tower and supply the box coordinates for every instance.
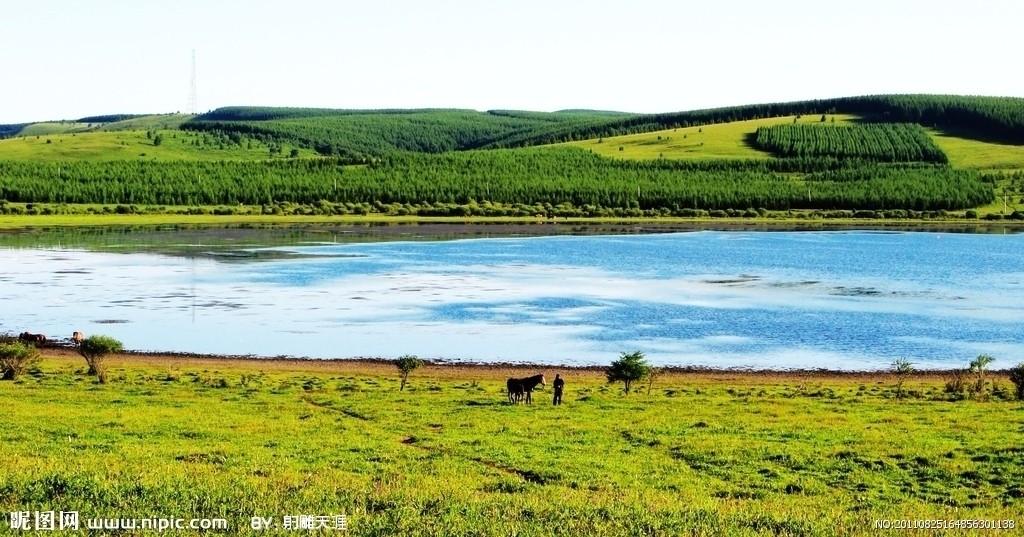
[187,50,199,114]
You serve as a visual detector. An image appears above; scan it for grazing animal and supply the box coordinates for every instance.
[506,379,525,404]
[19,332,46,345]
[72,331,85,347]
[506,374,546,404]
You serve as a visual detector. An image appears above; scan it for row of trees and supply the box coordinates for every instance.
[0,148,994,211]
[76,114,146,124]
[478,94,1024,149]
[10,94,1024,148]
[754,123,948,163]
[0,123,28,138]
[184,109,623,158]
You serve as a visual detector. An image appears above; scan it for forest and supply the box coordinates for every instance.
[487,94,1024,148]
[177,95,1024,160]
[0,124,27,138]
[754,123,948,163]
[183,109,629,158]
[1,94,1022,215]
[0,148,994,212]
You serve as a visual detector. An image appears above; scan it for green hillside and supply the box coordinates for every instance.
[93,113,195,131]
[753,123,948,163]
[179,95,1024,160]
[517,94,1024,149]
[565,115,859,160]
[183,108,634,158]
[0,129,316,162]
[2,94,1024,218]
[17,122,94,136]
[0,114,193,138]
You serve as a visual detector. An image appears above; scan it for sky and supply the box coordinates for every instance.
[2,0,1022,123]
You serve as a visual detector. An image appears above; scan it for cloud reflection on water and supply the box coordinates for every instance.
[2,231,1023,370]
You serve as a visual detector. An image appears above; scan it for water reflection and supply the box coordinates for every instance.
[1,226,1023,370]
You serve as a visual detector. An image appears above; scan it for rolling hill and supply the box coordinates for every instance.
[1,94,1023,218]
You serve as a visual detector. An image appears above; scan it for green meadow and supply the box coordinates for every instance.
[92,114,196,132]
[563,115,859,161]
[929,129,1024,172]
[11,115,194,136]
[16,122,95,136]
[0,129,316,162]
[1,353,1021,536]
[2,94,1024,221]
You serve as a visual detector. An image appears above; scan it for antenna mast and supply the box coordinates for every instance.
[187,50,199,114]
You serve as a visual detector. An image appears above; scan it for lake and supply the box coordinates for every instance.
[2,224,1022,370]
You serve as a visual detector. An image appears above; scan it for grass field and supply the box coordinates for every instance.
[16,122,95,136]
[929,132,1024,215]
[929,129,1024,172]
[3,110,1022,218]
[93,114,195,132]
[1,350,1021,536]
[562,115,859,161]
[10,114,195,137]
[0,130,317,162]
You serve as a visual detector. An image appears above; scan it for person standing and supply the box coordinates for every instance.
[552,374,564,405]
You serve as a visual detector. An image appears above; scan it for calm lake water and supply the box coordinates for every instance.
[2,226,1023,370]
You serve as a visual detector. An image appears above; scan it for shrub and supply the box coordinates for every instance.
[0,341,41,380]
[893,358,914,400]
[1008,362,1024,400]
[78,335,124,384]
[646,367,663,396]
[944,370,969,400]
[968,354,995,399]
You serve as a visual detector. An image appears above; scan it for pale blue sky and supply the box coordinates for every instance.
[2,0,1021,123]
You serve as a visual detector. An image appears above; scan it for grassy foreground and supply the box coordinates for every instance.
[1,350,1021,536]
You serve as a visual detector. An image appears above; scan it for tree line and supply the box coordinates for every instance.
[0,148,993,211]
[184,109,625,158]
[754,123,948,163]
[482,94,1024,148]
[179,95,1024,159]
[0,124,28,138]
[75,114,148,124]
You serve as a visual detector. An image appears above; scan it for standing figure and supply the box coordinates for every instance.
[552,374,564,405]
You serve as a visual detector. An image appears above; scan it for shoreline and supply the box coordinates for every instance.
[2,213,1024,231]
[32,346,1002,383]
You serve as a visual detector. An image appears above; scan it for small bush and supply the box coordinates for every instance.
[1008,363,1024,400]
[968,354,995,400]
[893,358,914,400]
[0,342,41,380]
[78,335,124,384]
[944,370,968,400]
